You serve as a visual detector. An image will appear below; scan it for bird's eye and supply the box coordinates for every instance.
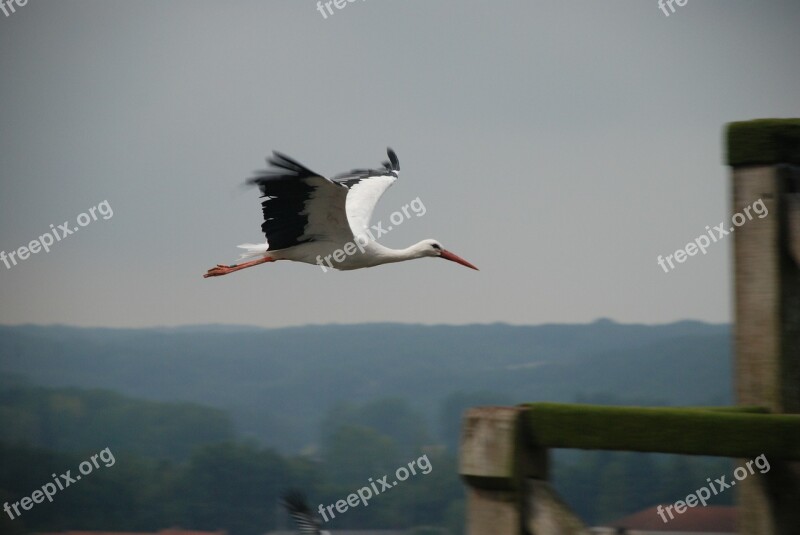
[431,244,442,251]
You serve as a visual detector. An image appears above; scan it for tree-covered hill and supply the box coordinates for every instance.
[0,320,731,452]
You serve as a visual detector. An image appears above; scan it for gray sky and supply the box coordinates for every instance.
[1,0,798,328]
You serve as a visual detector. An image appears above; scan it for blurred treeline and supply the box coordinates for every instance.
[0,321,735,533]
[0,385,732,534]
[0,322,732,454]
[0,385,465,535]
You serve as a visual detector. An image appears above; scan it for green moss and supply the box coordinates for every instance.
[692,405,771,413]
[726,119,800,166]
[521,403,800,459]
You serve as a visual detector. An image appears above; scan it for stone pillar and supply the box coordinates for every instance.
[459,406,587,535]
[727,119,800,534]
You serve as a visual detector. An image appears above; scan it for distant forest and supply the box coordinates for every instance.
[0,321,734,533]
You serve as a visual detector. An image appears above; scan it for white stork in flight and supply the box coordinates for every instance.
[203,148,478,278]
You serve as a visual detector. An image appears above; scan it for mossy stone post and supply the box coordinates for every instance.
[459,407,535,535]
[727,119,800,534]
[459,407,587,534]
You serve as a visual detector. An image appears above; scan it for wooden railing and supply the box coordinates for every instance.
[458,404,800,534]
[458,119,800,534]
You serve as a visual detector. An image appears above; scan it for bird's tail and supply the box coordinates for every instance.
[237,243,270,260]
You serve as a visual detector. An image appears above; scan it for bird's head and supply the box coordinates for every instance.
[416,239,479,270]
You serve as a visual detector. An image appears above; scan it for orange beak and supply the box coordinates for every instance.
[439,249,479,270]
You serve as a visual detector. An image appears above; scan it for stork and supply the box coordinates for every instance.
[281,491,330,535]
[203,148,477,277]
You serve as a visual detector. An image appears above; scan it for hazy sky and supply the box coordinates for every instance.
[0,1,798,328]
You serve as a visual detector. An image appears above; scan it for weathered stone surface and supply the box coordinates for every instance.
[731,121,800,535]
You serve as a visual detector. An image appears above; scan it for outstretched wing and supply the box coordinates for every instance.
[247,153,351,251]
[281,490,322,535]
[332,147,400,237]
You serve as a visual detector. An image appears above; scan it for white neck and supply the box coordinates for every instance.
[365,241,432,266]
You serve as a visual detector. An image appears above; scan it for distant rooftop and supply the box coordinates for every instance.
[265,531,412,535]
[598,505,735,533]
[37,529,226,535]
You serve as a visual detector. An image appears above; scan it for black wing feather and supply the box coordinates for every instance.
[281,490,322,535]
[332,147,400,185]
[246,153,329,250]
[245,149,398,250]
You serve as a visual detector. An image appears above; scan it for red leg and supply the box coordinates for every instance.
[203,256,274,278]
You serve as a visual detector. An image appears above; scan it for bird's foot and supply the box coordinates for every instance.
[203,264,236,278]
